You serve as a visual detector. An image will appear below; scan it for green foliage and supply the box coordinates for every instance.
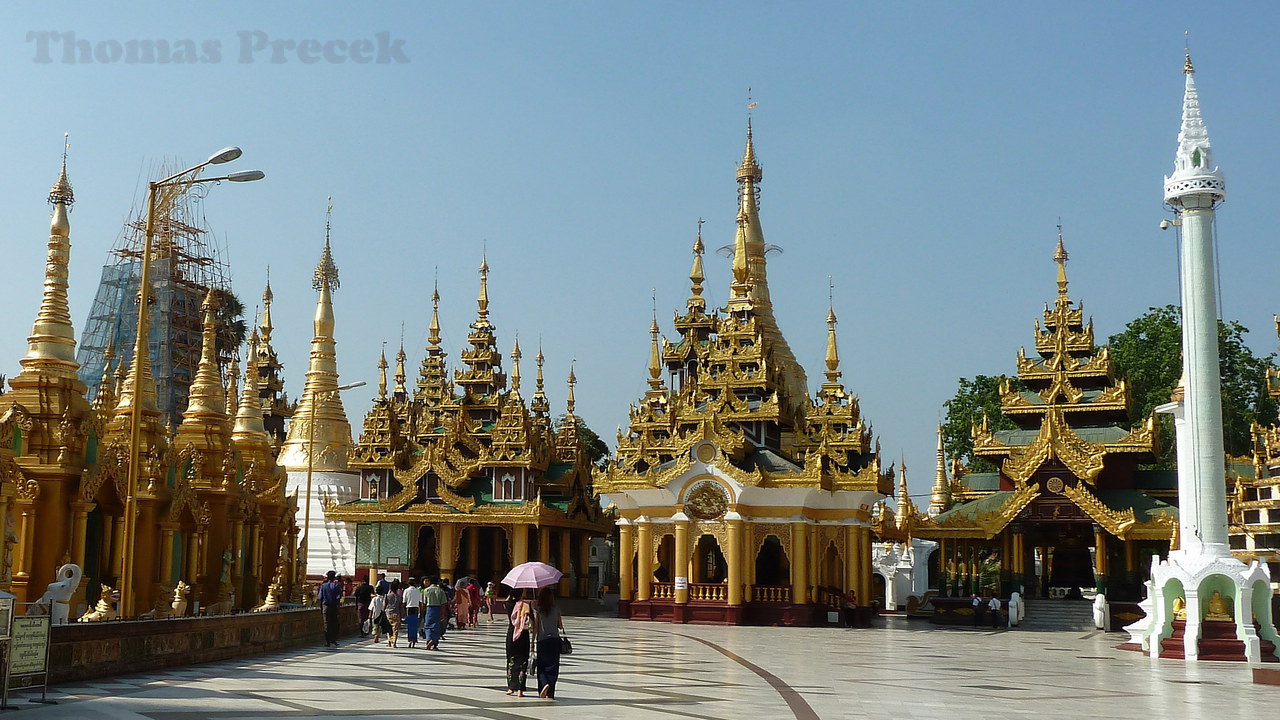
[556,414,610,467]
[941,375,1020,473]
[212,288,248,363]
[1109,305,1277,465]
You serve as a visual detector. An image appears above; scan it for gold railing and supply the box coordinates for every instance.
[751,585,791,603]
[650,582,675,600]
[689,583,727,602]
[816,587,843,609]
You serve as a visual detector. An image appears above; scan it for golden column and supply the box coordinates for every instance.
[437,524,457,581]
[538,526,551,564]
[1094,526,1109,592]
[159,523,177,584]
[791,521,809,604]
[618,520,634,602]
[511,524,529,566]
[635,517,653,602]
[577,534,590,598]
[14,492,38,587]
[466,527,480,578]
[858,526,872,606]
[674,514,691,605]
[845,525,860,602]
[726,513,744,606]
[558,530,572,596]
[69,500,93,567]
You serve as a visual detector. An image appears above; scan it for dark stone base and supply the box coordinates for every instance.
[49,604,359,685]
[617,599,631,619]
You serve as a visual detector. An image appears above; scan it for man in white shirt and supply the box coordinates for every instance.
[404,577,424,647]
[987,594,1002,629]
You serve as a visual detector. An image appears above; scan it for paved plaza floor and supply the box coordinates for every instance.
[10,616,1278,719]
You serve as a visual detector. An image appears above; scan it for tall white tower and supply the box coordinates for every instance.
[1135,51,1280,662]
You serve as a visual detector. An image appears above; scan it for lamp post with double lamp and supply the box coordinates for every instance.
[300,380,366,588]
[119,148,264,617]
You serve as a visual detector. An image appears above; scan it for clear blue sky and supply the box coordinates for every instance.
[2,2,1278,502]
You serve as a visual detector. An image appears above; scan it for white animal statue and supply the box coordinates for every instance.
[1124,581,1157,649]
[171,580,191,617]
[1006,591,1023,627]
[1092,593,1111,631]
[29,563,83,625]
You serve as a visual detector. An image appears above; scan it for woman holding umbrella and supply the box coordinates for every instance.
[501,561,568,700]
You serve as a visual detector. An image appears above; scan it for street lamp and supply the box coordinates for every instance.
[300,380,366,584]
[119,148,263,617]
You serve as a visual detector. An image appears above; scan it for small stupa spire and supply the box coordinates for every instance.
[20,134,82,377]
[476,251,491,329]
[394,333,407,398]
[377,344,388,399]
[1165,37,1224,206]
[1054,222,1070,300]
[510,335,523,397]
[566,362,577,418]
[182,288,228,420]
[929,423,952,516]
[687,219,707,312]
[824,278,841,384]
[648,305,663,390]
[260,269,275,343]
[428,278,442,350]
[225,353,241,417]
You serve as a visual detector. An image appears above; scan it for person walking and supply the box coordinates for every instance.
[455,579,473,631]
[369,586,390,644]
[971,593,983,628]
[384,580,403,648]
[466,579,482,628]
[484,581,498,624]
[505,589,533,696]
[422,576,448,650]
[318,570,343,647]
[403,577,422,648]
[988,594,1002,629]
[354,577,374,638]
[531,586,565,700]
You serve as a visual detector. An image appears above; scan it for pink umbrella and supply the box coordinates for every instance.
[502,561,563,589]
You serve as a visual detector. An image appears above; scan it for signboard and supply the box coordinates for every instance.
[674,577,689,591]
[9,617,48,676]
[0,599,12,640]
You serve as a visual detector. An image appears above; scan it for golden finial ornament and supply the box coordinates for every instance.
[394,339,407,397]
[824,281,841,384]
[377,344,388,399]
[1184,31,1194,74]
[49,133,74,208]
[475,253,491,328]
[428,278,442,349]
[1054,221,1070,300]
[313,197,339,293]
[181,287,228,419]
[511,335,523,394]
[648,315,663,389]
[566,362,577,417]
[688,219,706,311]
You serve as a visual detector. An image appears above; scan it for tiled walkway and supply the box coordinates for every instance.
[10,616,1277,719]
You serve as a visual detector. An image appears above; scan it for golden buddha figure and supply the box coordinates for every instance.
[1172,596,1187,620]
[1205,590,1233,621]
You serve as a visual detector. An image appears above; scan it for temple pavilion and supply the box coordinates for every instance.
[2,154,298,617]
[1230,317,1280,589]
[914,235,1177,603]
[322,260,610,595]
[594,123,894,625]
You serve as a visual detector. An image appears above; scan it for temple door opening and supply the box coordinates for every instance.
[694,535,727,583]
[654,535,675,583]
[755,535,790,589]
[414,526,439,578]
[819,542,843,592]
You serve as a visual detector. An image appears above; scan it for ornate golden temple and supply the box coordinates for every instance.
[595,123,894,625]
[322,259,609,594]
[1231,318,1280,585]
[1,157,299,617]
[913,234,1176,603]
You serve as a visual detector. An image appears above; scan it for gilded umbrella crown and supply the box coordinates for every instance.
[313,199,339,292]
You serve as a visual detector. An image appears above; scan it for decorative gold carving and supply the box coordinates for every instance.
[1060,481,1135,538]
[1045,476,1064,494]
[685,481,728,520]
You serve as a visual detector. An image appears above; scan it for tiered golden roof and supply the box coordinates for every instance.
[596,125,892,496]
[329,260,602,531]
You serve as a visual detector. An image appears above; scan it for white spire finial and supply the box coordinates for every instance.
[1164,44,1224,205]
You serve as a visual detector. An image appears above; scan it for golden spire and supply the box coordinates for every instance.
[476,253,491,328]
[232,332,271,445]
[1185,32,1194,74]
[428,280,442,350]
[648,315,663,389]
[394,337,407,397]
[1054,221,1070,300]
[278,201,353,472]
[929,423,952,515]
[531,343,550,417]
[824,281,841,384]
[260,270,275,343]
[688,219,706,311]
[377,344,388,399]
[20,135,82,378]
[225,353,240,417]
[897,457,911,520]
[566,362,577,418]
[181,288,229,420]
[510,335,523,397]
[93,338,118,411]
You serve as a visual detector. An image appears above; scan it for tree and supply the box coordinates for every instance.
[941,375,1020,473]
[555,414,610,467]
[1109,305,1277,466]
[211,288,248,363]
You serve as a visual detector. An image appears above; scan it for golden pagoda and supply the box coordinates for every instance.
[323,259,609,593]
[595,123,894,625]
[1232,318,1280,585]
[914,231,1174,605]
[1,150,297,617]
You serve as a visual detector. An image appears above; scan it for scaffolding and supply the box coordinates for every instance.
[78,164,232,428]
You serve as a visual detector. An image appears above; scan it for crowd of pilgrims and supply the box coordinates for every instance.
[322,572,568,699]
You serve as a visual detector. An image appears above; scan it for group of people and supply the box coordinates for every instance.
[316,570,569,700]
[971,592,1005,628]
[352,573,500,649]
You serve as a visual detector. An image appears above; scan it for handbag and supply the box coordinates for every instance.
[361,618,372,635]
[560,634,573,655]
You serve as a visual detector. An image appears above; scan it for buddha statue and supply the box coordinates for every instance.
[1172,595,1187,620]
[1205,590,1233,621]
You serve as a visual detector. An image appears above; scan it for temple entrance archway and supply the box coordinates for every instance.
[413,526,439,578]
[818,541,843,591]
[693,535,727,583]
[755,535,789,586]
[654,535,675,582]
